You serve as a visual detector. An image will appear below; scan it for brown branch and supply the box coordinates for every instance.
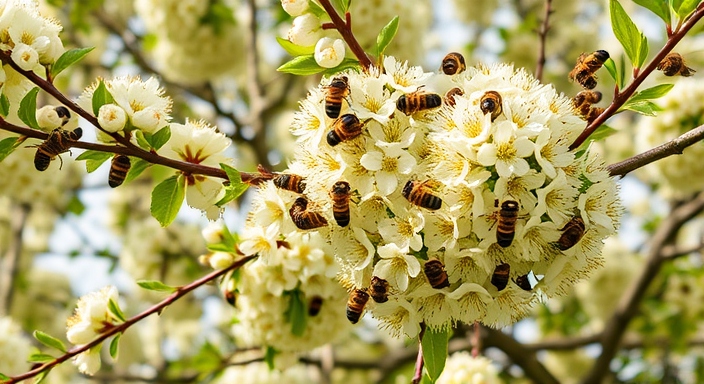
[569,2,704,150]
[0,204,29,316]
[661,241,704,260]
[2,255,257,384]
[411,324,425,384]
[607,124,704,177]
[526,333,600,351]
[317,0,374,70]
[483,327,560,384]
[534,0,553,82]
[581,192,704,384]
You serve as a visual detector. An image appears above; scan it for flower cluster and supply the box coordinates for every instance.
[635,78,704,198]
[243,55,621,335]
[66,286,121,375]
[436,352,503,384]
[0,316,32,376]
[283,0,346,68]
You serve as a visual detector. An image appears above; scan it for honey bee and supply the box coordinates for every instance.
[396,91,442,115]
[108,155,131,188]
[584,107,605,125]
[444,87,464,107]
[33,127,83,171]
[402,180,442,210]
[441,52,466,75]
[491,263,510,291]
[557,216,586,251]
[370,276,390,303]
[325,76,350,118]
[495,200,520,248]
[657,52,696,77]
[573,90,602,116]
[55,106,71,126]
[346,288,370,324]
[330,181,351,227]
[479,91,503,121]
[569,50,609,89]
[424,258,450,289]
[308,295,324,316]
[289,197,328,230]
[273,173,306,193]
[515,274,532,291]
[327,114,364,146]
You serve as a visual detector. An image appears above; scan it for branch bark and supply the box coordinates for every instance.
[534,0,553,82]
[318,0,374,70]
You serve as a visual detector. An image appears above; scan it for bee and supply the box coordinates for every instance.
[557,216,586,251]
[33,127,83,171]
[396,91,442,115]
[308,295,324,316]
[441,52,466,75]
[220,271,238,307]
[569,50,609,89]
[444,87,464,107]
[479,91,503,121]
[584,107,605,125]
[424,258,450,289]
[402,180,442,210]
[370,276,390,303]
[494,200,520,247]
[573,90,602,116]
[108,155,131,188]
[515,274,532,291]
[491,263,510,291]
[273,173,306,193]
[325,76,350,118]
[346,288,370,324]
[327,114,364,146]
[657,52,696,77]
[55,106,71,126]
[289,197,328,230]
[330,181,352,227]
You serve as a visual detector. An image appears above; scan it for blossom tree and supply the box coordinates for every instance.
[1,0,704,383]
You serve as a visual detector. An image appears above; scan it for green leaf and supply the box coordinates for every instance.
[676,0,700,19]
[123,157,149,184]
[321,57,362,76]
[0,372,9,380]
[264,346,277,370]
[134,130,151,150]
[375,16,400,57]
[284,289,307,337]
[33,331,67,353]
[66,194,85,215]
[633,0,672,25]
[35,369,49,384]
[307,0,326,18]
[50,47,95,78]
[75,150,113,173]
[136,280,178,293]
[149,126,171,150]
[277,55,325,75]
[28,353,56,363]
[150,174,185,226]
[603,58,622,89]
[421,328,449,383]
[109,333,121,359]
[610,0,646,68]
[637,34,649,68]
[217,164,249,206]
[108,298,127,322]
[191,341,223,372]
[628,83,674,103]
[330,0,350,14]
[276,37,315,56]
[0,93,10,117]
[621,99,662,116]
[0,136,20,162]
[92,80,115,116]
[18,87,40,129]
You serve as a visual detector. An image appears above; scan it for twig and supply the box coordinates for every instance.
[569,2,704,150]
[0,204,29,316]
[483,327,560,384]
[607,124,704,177]
[661,241,704,260]
[580,192,704,384]
[318,0,374,70]
[2,255,257,384]
[534,0,553,82]
[471,321,481,358]
[411,323,426,384]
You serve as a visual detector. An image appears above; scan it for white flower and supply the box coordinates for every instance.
[437,352,502,384]
[0,317,32,375]
[66,286,120,345]
[239,224,279,262]
[378,210,425,251]
[477,123,534,178]
[98,104,128,133]
[533,170,578,227]
[74,346,102,375]
[407,285,458,330]
[287,13,322,47]
[11,43,39,71]
[281,0,309,16]
[208,251,235,270]
[372,298,421,338]
[382,56,432,93]
[372,243,421,292]
[349,73,398,125]
[36,105,65,131]
[314,37,345,68]
[359,147,416,196]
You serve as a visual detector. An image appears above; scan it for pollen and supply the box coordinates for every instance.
[130,100,145,112]
[461,117,483,138]
[381,156,398,172]
[364,96,383,114]
[397,220,414,238]
[20,31,34,45]
[495,142,517,161]
[382,120,403,143]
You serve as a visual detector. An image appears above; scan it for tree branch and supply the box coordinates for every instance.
[607,124,704,177]
[2,255,257,384]
[569,2,704,150]
[318,0,374,70]
[534,0,553,82]
[581,192,704,384]
[483,327,560,384]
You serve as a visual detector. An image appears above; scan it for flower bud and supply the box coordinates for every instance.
[98,104,128,133]
[36,105,64,132]
[11,43,39,71]
[281,0,309,16]
[314,37,345,68]
[132,107,163,133]
[287,13,322,47]
[209,252,235,270]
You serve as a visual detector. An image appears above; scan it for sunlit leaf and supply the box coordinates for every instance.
[123,157,149,184]
[276,37,315,56]
[321,57,362,76]
[50,47,95,78]
[33,331,67,353]
[421,327,449,383]
[627,83,674,103]
[66,194,85,215]
[217,164,249,206]
[603,58,624,90]
[638,34,649,68]
[676,0,700,19]
[108,298,127,323]
[277,55,325,75]
[633,0,672,25]
[109,333,121,359]
[150,174,185,226]
[375,16,399,57]
[0,93,10,117]
[136,280,178,292]
[19,87,40,129]
[92,80,114,116]
[284,289,307,337]
[150,126,171,150]
[28,353,55,363]
[621,99,662,116]
[610,0,646,67]
[76,150,112,173]
[0,137,20,162]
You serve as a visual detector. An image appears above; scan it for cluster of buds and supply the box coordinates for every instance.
[240,53,621,335]
[282,0,346,68]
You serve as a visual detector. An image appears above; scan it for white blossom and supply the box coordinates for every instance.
[314,37,345,68]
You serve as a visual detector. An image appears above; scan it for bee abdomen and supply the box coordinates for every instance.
[402,180,442,210]
[346,289,370,324]
[515,274,532,291]
[330,181,351,227]
[424,258,450,289]
[108,155,131,188]
[557,217,586,250]
[290,197,328,230]
[370,276,389,303]
[33,151,52,171]
[496,200,519,247]
[273,173,306,193]
[327,114,363,146]
[308,295,324,317]
[491,263,510,291]
[441,52,466,75]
